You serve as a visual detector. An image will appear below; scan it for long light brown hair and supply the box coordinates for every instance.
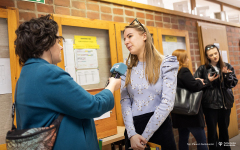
[124,23,163,86]
[172,49,189,71]
[204,44,225,82]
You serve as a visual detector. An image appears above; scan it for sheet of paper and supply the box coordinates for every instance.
[214,43,220,49]
[177,42,186,50]
[74,49,98,69]
[65,66,76,81]
[94,111,110,121]
[162,41,170,55]
[168,43,178,54]
[222,50,228,63]
[162,41,186,56]
[63,39,75,67]
[76,69,100,85]
[0,58,12,94]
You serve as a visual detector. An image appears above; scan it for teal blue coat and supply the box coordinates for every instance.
[16,58,114,150]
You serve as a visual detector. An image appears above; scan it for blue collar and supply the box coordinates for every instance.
[24,58,50,66]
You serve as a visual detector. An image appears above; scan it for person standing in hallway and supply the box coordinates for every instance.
[121,18,178,150]
[171,49,208,150]
[194,44,238,150]
[14,14,121,150]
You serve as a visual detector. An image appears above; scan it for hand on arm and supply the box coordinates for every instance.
[195,78,205,85]
[194,66,211,88]
[179,68,204,92]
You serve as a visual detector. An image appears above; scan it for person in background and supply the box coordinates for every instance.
[121,18,178,150]
[194,44,238,150]
[14,14,121,150]
[171,49,208,150]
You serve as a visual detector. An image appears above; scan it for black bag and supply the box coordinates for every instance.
[6,82,64,150]
[172,87,203,115]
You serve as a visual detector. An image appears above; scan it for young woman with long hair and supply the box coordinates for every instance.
[194,44,238,150]
[120,18,178,150]
[171,49,208,150]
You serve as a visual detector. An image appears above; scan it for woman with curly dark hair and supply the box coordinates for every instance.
[14,14,121,149]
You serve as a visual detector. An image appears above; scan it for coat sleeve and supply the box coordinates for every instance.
[120,71,137,139]
[141,56,179,141]
[223,63,238,88]
[179,68,203,92]
[36,65,114,120]
[194,65,211,89]
[194,66,204,78]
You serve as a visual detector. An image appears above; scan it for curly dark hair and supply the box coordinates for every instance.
[15,14,63,66]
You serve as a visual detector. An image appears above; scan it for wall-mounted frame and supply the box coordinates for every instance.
[53,14,119,138]
[158,28,193,72]
[0,7,19,150]
[114,22,160,126]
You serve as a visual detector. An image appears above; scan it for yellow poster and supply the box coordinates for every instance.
[165,36,177,42]
[74,35,99,49]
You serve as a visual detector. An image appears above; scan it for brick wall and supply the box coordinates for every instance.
[0,0,202,71]
[0,0,239,149]
[226,26,240,130]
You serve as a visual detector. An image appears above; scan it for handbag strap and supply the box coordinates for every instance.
[11,81,64,130]
[11,81,18,130]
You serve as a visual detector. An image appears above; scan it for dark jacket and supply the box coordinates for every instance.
[171,67,205,128]
[194,63,238,109]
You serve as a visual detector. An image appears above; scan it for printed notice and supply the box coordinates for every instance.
[162,41,186,56]
[75,49,98,69]
[76,69,100,85]
[63,39,76,81]
[222,51,228,63]
[65,66,76,81]
[0,58,12,94]
[63,39,75,67]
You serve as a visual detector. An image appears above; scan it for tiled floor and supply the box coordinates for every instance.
[230,132,240,150]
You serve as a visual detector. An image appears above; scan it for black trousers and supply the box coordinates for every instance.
[124,112,177,150]
[203,108,231,150]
